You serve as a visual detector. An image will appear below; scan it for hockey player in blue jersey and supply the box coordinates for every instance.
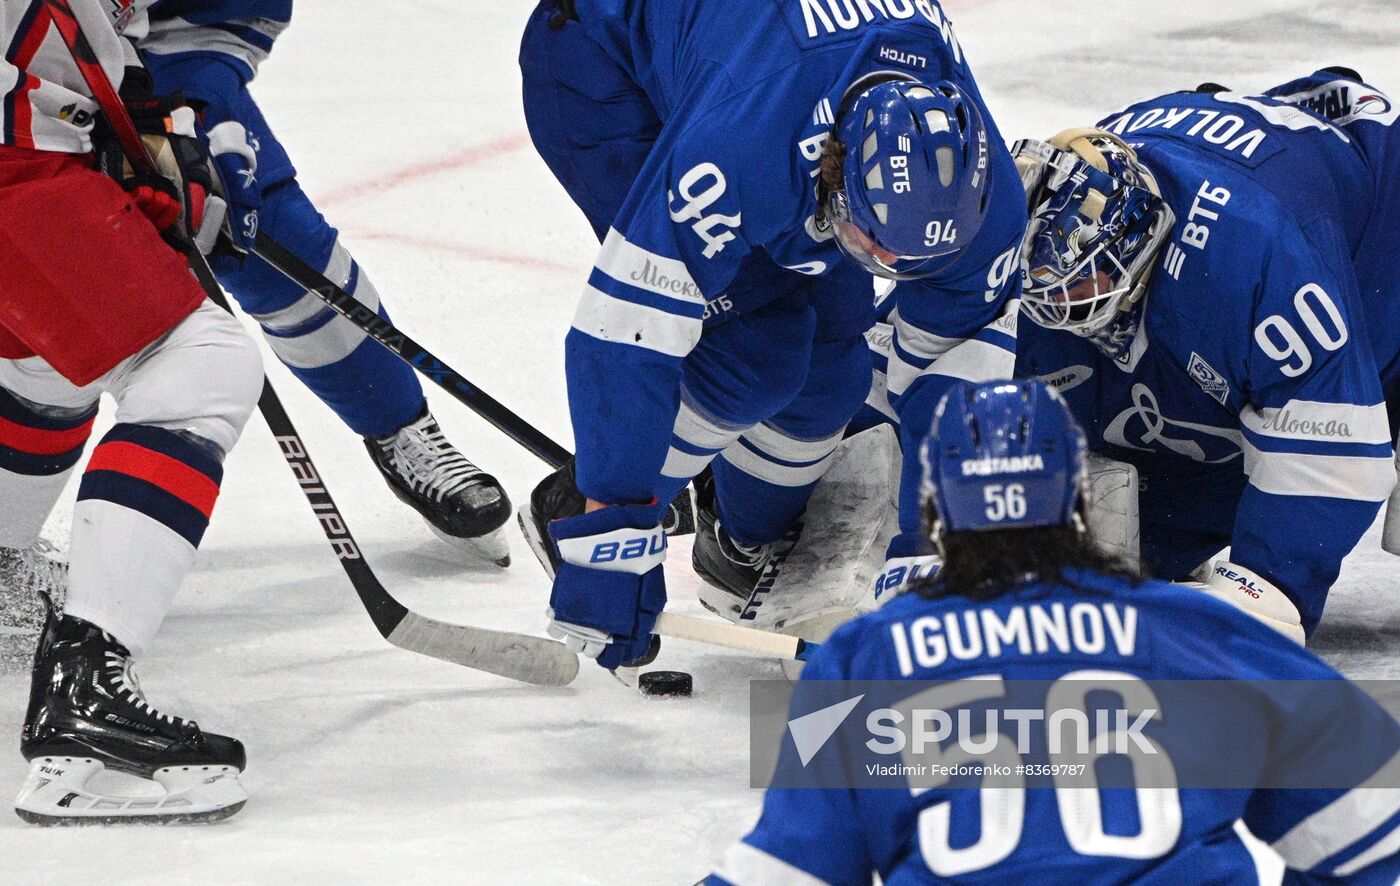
[130,1,514,564]
[1010,69,1399,640]
[518,0,1026,669]
[709,379,1400,885]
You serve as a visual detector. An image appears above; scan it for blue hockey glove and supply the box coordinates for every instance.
[200,104,260,252]
[872,530,941,602]
[547,503,668,670]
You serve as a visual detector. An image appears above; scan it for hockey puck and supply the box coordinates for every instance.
[638,670,693,697]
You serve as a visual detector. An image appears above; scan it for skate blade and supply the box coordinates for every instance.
[429,524,511,568]
[516,510,557,580]
[15,757,247,825]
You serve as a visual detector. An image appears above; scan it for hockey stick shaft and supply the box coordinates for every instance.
[251,219,698,538]
[44,0,577,686]
[251,232,572,469]
[654,613,816,662]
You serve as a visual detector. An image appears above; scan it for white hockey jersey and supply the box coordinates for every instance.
[0,0,151,153]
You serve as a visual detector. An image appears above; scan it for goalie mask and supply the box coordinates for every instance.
[919,380,1087,544]
[1012,129,1175,337]
[825,74,992,280]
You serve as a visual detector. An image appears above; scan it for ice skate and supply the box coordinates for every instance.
[518,459,588,578]
[366,406,513,567]
[0,541,67,671]
[518,459,699,579]
[16,605,247,825]
[691,470,800,624]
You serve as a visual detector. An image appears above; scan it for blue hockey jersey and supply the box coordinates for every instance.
[558,0,1026,508]
[1015,83,1396,633]
[710,571,1400,884]
[142,0,291,81]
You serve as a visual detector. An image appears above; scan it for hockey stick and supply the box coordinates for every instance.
[654,613,817,662]
[248,205,697,536]
[250,233,572,468]
[44,0,578,686]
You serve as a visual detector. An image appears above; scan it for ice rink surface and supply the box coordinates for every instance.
[3,1,1399,882]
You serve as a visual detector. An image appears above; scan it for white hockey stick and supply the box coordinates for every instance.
[654,613,816,662]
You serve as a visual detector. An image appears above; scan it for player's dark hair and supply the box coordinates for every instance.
[913,504,1144,602]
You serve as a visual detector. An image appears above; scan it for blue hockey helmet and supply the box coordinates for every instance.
[825,74,991,280]
[919,380,1087,540]
[1012,129,1175,336]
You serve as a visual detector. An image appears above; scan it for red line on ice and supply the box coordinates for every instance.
[318,132,533,209]
[347,228,579,273]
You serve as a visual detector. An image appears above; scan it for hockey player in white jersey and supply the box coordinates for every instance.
[1011,69,1400,639]
[1,0,260,822]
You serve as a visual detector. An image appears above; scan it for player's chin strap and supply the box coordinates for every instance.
[1183,561,1306,645]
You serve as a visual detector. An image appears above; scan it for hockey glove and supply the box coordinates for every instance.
[547,503,667,670]
[1184,560,1305,644]
[199,101,260,253]
[874,531,941,603]
[100,67,226,254]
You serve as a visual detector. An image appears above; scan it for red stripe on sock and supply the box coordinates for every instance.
[0,413,95,455]
[85,441,220,518]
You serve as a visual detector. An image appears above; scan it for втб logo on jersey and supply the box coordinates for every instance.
[1104,383,1242,463]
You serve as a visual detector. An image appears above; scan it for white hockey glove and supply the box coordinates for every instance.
[1184,560,1305,645]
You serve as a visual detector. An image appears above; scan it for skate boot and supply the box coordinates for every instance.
[0,542,67,672]
[366,406,513,566]
[690,469,800,623]
[518,459,587,578]
[518,459,699,578]
[16,604,247,824]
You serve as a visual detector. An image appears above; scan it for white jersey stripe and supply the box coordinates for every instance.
[1336,818,1400,877]
[720,438,837,488]
[596,228,706,305]
[1241,401,1392,446]
[661,445,713,480]
[1243,440,1396,502]
[1273,750,1400,870]
[572,285,702,358]
[672,397,748,452]
[712,842,835,886]
[925,337,1017,385]
[743,423,844,464]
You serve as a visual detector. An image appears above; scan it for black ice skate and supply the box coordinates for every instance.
[0,542,67,671]
[15,604,247,825]
[366,406,513,567]
[518,459,699,579]
[518,459,588,578]
[690,470,800,623]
